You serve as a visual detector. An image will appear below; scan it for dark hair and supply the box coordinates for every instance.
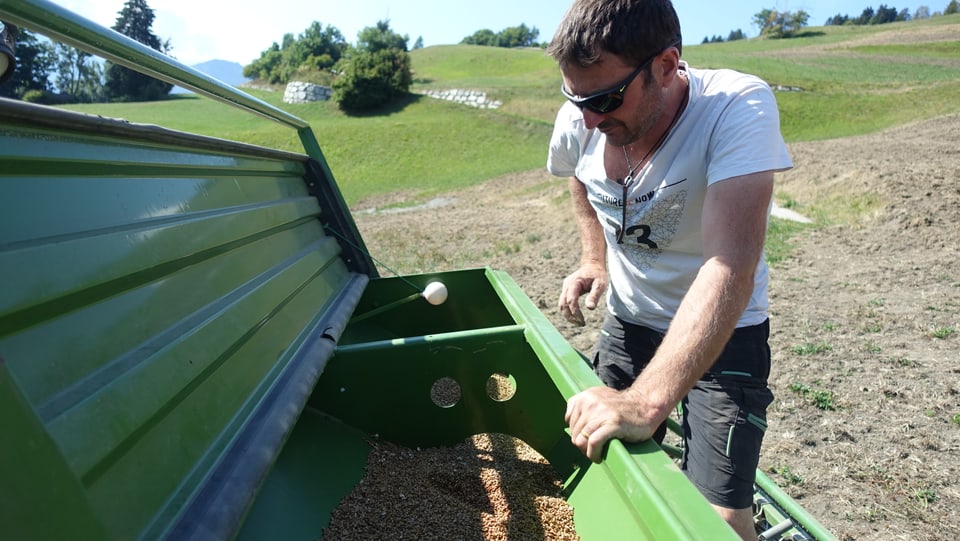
[547,0,682,68]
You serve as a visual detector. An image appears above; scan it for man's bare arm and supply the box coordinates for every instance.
[558,176,609,325]
[566,170,774,461]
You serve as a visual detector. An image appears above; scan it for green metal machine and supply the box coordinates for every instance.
[0,1,835,539]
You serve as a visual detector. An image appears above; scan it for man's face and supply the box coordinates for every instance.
[560,53,666,147]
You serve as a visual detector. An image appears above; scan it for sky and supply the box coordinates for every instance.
[52,0,944,66]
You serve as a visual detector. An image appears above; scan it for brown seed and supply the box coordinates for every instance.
[322,434,579,540]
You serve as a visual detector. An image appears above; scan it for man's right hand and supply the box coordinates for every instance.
[558,262,608,326]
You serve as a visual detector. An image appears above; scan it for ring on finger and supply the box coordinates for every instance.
[580,431,591,439]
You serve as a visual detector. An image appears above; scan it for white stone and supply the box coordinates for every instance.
[421,88,500,109]
[283,81,333,104]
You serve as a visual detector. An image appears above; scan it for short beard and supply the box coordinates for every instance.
[601,75,664,147]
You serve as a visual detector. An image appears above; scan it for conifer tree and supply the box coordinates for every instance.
[104,0,172,101]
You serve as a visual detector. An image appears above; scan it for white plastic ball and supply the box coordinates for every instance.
[422,281,448,306]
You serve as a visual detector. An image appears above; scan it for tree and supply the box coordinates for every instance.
[753,8,810,38]
[914,6,931,19]
[332,20,412,112]
[357,20,408,53]
[826,13,850,25]
[828,6,913,26]
[497,24,539,47]
[412,36,424,50]
[856,7,876,25]
[243,22,346,85]
[461,29,498,46]
[104,0,172,101]
[727,29,746,41]
[243,43,284,84]
[332,47,411,112]
[871,5,899,24]
[0,26,53,99]
[461,25,539,47]
[53,42,104,102]
[947,0,960,14]
[283,22,347,78]
[753,9,775,33]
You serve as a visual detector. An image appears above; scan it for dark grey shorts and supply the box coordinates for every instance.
[592,314,774,509]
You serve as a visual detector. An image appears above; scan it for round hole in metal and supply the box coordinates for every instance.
[485,372,516,402]
[430,377,461,408]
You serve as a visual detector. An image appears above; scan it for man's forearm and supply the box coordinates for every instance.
[631,257,756,421]
[569,177,606,265]
[633,172,773,419]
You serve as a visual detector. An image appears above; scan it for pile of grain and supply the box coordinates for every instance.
[322,433,579,540]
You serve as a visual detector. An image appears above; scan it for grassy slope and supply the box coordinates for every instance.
[64,89,553,205]
[61,15,960,205]
[683,16,960,141]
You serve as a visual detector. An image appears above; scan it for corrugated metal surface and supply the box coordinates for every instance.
[0,102,362,539]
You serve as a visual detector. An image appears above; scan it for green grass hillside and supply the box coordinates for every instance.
[683,15,960,141]
[62,14,960,205]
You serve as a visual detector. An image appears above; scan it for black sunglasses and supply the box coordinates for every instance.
[560,42,679,114]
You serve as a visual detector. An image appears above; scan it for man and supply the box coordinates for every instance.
[545,0,792,539]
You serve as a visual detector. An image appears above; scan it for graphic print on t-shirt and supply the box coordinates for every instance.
[601,181,687,273]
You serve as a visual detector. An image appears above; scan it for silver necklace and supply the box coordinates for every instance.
[621,145,645,186]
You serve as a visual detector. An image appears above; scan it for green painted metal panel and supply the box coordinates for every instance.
[0,363,111,540]
[4,229,338,409]
[236,410,372,541]
[340,268,517,344]
[47,245,346,479]
[0,99,362,539]
[755,470,839,541]
[80,266,351,539]
[322,326,576,460]
[0,126,313,334]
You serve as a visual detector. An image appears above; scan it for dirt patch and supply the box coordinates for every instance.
[352,113,960,540]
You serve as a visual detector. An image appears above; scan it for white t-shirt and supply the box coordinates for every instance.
[547,63,793,331]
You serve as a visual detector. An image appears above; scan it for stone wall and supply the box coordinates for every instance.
[279,82,506,109]
[422,89,502,109]
[283,81,332,104]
